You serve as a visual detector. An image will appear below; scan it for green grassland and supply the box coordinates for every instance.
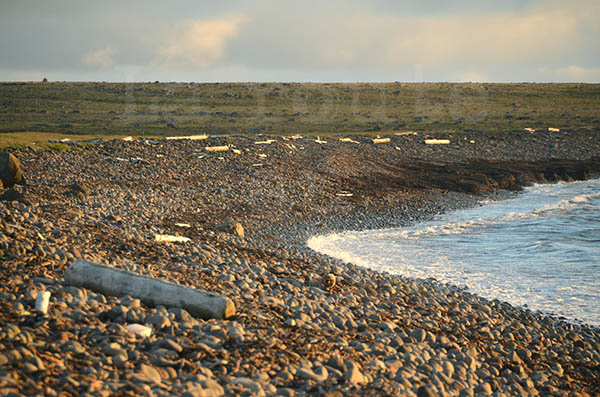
[1,82,599,140]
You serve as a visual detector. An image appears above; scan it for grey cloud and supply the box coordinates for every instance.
[0,0,598,82]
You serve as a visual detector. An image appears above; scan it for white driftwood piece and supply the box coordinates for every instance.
[372,137,391,144]
[339,137,359,144]
[154,234,191,243]
[394,131,417,136]
[166,134,209,141]
[64,259,235,319]
[205,145,230,152]
[524,128,536,133]
[548,127,560,132]
[425,139,450,145]
[254,139,275,145]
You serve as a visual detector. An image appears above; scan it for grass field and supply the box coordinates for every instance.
[1,82,599,142]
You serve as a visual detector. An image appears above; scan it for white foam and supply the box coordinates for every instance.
[308,179,600,326]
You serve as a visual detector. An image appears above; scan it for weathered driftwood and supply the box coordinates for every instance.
[339,137,359,144]
[205,145,230,152]
[166,134,209,141]
[548,127,560,132]
[64,259,235,319]
[372,137,391,144]
[154,234,191,243]
[524,127,536,133]
[314,137,327,144]
[394,131,417,136]
[254,139,275,145]
[425,139,450,145]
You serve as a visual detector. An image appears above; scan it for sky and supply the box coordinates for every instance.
[1,0,599,82]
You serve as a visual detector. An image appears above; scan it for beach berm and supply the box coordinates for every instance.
[0,128,599,396]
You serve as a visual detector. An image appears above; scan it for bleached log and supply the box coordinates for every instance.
[205,145,230,152]
[314,137,327,144]
[64,259,236,319]
[254,139,275,145]
[372,138,391,144]
[336,191,353,197]
[166,134,209,141]
[339,137,359,144]
[425,139,450,145]
[394,131,417,136]
[548,127,560,132]
[155,234,191,243]
[174,223,191,228]
[524,128,536,133]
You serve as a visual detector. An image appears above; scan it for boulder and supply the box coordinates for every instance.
[0,152,24,188]
[214,218,244,238]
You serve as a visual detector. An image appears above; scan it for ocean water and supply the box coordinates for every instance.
[308,179,600,326]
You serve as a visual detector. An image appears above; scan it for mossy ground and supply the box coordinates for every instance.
[1,82,599,145]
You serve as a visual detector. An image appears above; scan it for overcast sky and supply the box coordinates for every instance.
[1,0,599,82]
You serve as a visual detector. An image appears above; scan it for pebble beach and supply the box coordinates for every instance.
[1,129,600,396]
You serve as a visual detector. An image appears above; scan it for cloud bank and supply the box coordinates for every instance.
[0,0,598,82]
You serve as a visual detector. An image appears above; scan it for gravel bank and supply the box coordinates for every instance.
[1,129,600,396]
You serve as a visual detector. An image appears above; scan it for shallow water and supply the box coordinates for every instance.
[308,179,600,326]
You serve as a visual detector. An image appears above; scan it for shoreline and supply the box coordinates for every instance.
[303,182,599,329]
[1,132,600,395]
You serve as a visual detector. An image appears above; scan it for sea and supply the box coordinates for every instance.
[308,178,600,327]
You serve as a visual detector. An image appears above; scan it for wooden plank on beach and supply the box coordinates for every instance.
[64,259,235,319]
[394,131,417,136]
[372,138,391,144]
[166,135,209,141]
[205,145,230,152]
[425,139,450,145]
[155,234,191,243]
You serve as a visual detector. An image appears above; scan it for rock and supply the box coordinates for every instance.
[297,366,328,382]
[126,323,152,337]
[344,360,366,385]
[104,305,128,323]
[214,218,244,238]
[138,363,162,384]
[417,385,438,397]
[0,152,24,188]
[230,377,265,397]
[474,382,493,395]
[147,313,171,329]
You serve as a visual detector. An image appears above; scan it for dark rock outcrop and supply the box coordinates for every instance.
[0,152,24,188]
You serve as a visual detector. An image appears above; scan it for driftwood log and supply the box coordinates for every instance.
[64,259,235,319]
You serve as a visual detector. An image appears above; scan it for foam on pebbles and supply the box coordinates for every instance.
[0,133,599,395]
